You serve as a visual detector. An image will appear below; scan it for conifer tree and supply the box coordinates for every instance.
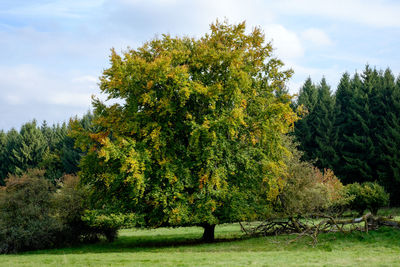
[294,77,336,168]
[11,121,47,174]
[310,78,336,169]
[0,131,6,185]
[3,129,19,177]
[334,70,374,183]
[373,70,400,204]
[294,78,318,162]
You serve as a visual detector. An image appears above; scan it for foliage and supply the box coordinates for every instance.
[81,211,139,242]
[82,210,139,229]
[0,169,121,253]
[346,182,389,215]
[0,169,62,253]
[277,137,348,216]
[53,174,123,243]
[52,174,90,243]
[71,21,298,240]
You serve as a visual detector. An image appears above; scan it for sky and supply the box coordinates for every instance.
[1,0,400,131]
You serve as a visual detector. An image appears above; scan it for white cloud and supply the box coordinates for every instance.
[276,0,400,28]
[264,24,304,61]
[72,75,98,84]
[287,61,345,94]
[48,92,93,107]
[301,28,333,47]
[0,64,99,130]
[0,64,97,108]
[4,94,23,105]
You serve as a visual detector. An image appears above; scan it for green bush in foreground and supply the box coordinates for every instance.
[0,170,121,253]
[346,182,389,215]
[0,169,62,253]
[81,210,139,242]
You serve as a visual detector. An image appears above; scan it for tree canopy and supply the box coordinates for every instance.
[71,21,298,241]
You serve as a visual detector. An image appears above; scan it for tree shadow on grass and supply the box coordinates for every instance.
[17,226,400,256]
[19,233,253,256]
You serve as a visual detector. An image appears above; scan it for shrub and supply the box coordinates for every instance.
[0,169,62,253]
[81,211,138,242]
[346,182,389,215]
[54,174,125,243]
[0,170,125,253]
[277,138,349,216]
[52,174,90,244]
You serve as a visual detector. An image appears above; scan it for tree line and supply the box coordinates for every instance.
[294,66,400,205]
[0,113,93,185]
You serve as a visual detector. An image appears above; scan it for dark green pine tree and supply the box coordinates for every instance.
[308,77,336,169]
[39,121,69,181]
[3,128,20,177]
[373,70,400,204]
[294,77,318,162]
[334,72,362,183]
[334,68,375,183]
[368,69,387,179]
[60,112,93,174]
[0,131,7,185]
[11,120,47,174]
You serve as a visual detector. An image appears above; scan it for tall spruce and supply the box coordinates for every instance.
[373,70,400,204]
[333,72,355,181]
[11,120,47,174]
[294,78,318,162]
[310,77,336,169]
[334,70,374,183]
[0,131,6,185]
[3,129,20,177]
[294,77,336,168]
[39,122,69,181]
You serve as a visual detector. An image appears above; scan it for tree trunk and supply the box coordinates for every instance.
[202,224,216,242]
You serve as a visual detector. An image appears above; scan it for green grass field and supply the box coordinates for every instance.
[1,220,400,267]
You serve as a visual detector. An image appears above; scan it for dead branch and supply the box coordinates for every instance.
[240,213,400,245]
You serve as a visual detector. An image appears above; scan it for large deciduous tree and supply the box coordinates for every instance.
[71,21,298,241]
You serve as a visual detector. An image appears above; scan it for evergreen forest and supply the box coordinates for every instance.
[293,66,400,205]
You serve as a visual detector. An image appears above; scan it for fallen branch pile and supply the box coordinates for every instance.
[240,213,400,245]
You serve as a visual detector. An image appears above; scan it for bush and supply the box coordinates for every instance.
[277,137,349,216]
[53,174,124,243]
[0,169,62,253]
[346,182,389,215]
[0,170,124,253]
[52,174,91,244]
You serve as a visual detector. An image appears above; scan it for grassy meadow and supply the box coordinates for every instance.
[1,213,400,267]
